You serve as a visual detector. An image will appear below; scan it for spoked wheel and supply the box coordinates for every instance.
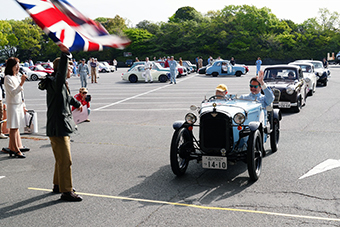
[170,128,193,176]
[270,119,280,153]
[247,130,263,182]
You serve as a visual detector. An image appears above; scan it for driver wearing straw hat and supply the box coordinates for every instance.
[215,84,228,99]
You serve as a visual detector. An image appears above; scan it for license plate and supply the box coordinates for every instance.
[278,102,291,108]
[202,156,227,170]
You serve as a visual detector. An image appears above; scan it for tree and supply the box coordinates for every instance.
[95,15,128,35]
[5,20,41,60]
[136,20,160,35]
[168,6,204,23]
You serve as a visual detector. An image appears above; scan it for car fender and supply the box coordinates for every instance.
[249,121,261,131]
[173,120,185,130]
[273,109,282,121]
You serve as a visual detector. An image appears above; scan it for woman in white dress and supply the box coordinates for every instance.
[3,57,28,158]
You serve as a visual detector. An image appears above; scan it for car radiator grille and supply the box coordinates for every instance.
[199,112,233,154]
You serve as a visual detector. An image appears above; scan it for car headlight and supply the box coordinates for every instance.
[233,113,245,125]
[305,78,311,83]
[185,113,197,124]
[286,87,294,95]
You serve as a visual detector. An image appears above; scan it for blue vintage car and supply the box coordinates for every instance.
[205,60,247,77]
[170,94,281,181]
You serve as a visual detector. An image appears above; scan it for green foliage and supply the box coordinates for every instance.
[169,6,204,23]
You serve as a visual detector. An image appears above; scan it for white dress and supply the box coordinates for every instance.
[4,74,24,129]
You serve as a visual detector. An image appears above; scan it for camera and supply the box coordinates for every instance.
[85,94,91,102]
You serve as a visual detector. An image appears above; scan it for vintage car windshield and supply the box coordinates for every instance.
[264,68,297,80]
[292,64,312,73]
[313,62,323,69]
[34,65,45,70]
[153,62,163,69]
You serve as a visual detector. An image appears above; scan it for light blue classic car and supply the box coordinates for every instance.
[205,60,247,77]
[170,94,281,181]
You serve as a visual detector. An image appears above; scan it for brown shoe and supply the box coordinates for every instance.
[61,191,82,201]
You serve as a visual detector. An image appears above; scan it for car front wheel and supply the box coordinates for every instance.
[247,129,262,181]
[292,96,301,113]
[170,128,192,176]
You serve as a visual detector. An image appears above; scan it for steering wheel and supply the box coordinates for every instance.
[208,95,226,101]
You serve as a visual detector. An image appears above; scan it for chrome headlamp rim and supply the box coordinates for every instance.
[233,112,245,125]
[286,87,294,95]
[185,113,197,124]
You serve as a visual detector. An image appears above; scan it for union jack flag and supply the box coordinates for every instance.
[15,0,130,52]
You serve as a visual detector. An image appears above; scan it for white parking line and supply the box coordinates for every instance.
[0,176,5,180]
[93,76,193,111]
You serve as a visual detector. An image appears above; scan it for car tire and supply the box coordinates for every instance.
[158,74,168,83]
[31,74,39,81]
[128,74,138,83]
[292,96,301,113]
[270,119,280,153]
[235,71,242,77]
[247,129,262,182]
[308,84,314,96]
[323,80,327,86]
[212,72,218,77]
[170,128,192,176]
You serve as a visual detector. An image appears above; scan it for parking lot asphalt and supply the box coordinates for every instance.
[1,65,340,226]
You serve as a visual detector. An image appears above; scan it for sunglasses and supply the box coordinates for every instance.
[249,84,259,88]
[82,92,87,94]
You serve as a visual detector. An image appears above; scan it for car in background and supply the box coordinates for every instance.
[122,65,169,83]
[182,61,196,72]
[20,66,47,81]
[128,61,180,78]
[98,62,110,73]
[125,59,133,67]
[39,62,53,70]
[293,60,329,86]
[264,65,307,113]
[101,62,114,72]
[289,62,317,96]
[336,51,340,64]
[205,60,247,77]
[29,64,53,75]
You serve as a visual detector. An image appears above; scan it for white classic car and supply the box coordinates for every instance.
[122,65,169,83]
[20,66,47,81]
[289,62,317,96]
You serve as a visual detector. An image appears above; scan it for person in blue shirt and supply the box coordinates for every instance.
[240,71,274,109]
[255,57,262,76]
[168,56,177,84]
[240,71,274,125]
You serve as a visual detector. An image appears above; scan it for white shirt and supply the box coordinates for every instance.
[144,61,152,71]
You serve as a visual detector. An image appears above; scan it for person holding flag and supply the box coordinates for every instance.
[39,44,83,201]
